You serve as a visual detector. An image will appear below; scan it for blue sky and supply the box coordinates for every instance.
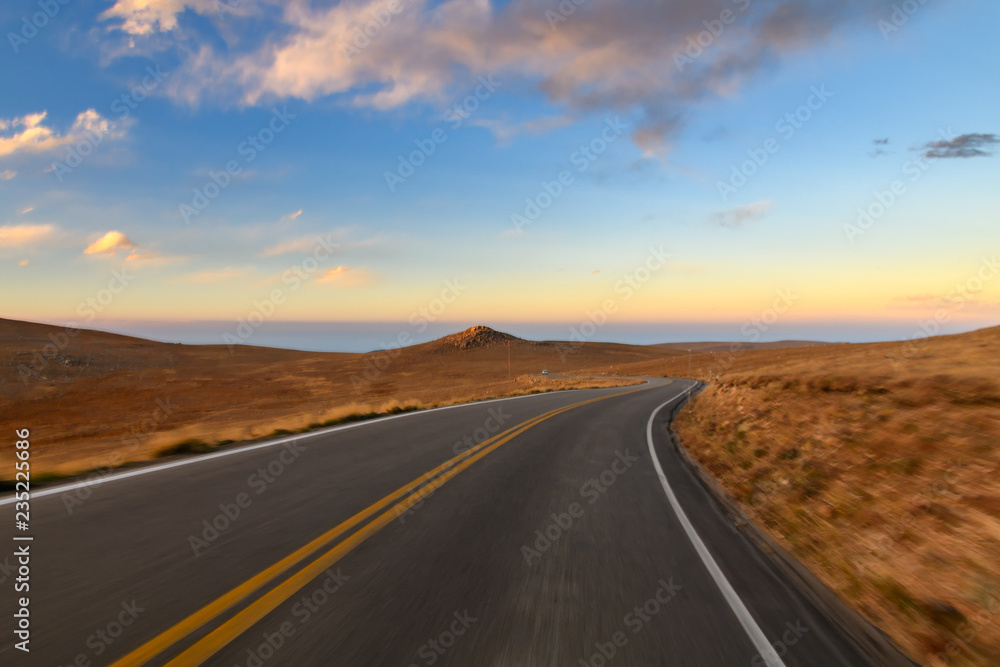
[1,0,998,351]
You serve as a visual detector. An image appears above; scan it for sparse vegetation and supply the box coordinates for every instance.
[155,438,214,457]
[0,320,654,475]
[631,326,1000,667]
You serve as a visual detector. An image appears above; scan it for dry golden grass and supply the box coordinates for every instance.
[613,326,1000,666]
[0,319,660,475]
[6,316,998,664]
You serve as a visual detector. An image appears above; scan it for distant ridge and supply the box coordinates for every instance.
[651,340,831,353]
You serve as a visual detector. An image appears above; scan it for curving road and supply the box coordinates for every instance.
[1,379,898,666]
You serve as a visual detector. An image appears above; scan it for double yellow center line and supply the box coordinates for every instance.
[111,388,642,667]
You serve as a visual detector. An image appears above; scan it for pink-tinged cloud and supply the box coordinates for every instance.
[0,224,56,248]
[0,110,124,158]
[100,0,890,153]
[316,265,371,287]
[100,0,222,35]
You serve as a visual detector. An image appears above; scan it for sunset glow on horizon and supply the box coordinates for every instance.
[1,0,997,349]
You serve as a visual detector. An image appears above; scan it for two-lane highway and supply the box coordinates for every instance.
[1,379,902,666]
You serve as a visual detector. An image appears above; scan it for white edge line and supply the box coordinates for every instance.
[646,383,786,667]
[1,379,652,507]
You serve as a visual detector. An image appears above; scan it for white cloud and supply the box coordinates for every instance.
[711,200,772,228]
[100,0,221,35]
[0,110,125,158]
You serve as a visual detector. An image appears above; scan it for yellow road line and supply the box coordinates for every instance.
[107,411,551,667]
[112,388,644,667]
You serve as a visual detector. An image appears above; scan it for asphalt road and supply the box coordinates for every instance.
[1,379,889,666]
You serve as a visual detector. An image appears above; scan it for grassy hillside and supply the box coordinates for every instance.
[0,320,668,473]
[610,326,1000,666]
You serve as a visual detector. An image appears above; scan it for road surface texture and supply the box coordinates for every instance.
[1,379,905,666]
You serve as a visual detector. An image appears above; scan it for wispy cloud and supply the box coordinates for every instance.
[922,133,999,159]
[869,137,891,157]
[316,265,372,287]
[18,206,34,214]
[0,224,57,248]
[890,293,998,310]
[0,169,15,180]
[259,233,337,258]
[178,266,253,283]
[0,110,125,158]
[258,229,379,258]
[279,208,303,224]
[474,115,574,142]
[710,200,771,228]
